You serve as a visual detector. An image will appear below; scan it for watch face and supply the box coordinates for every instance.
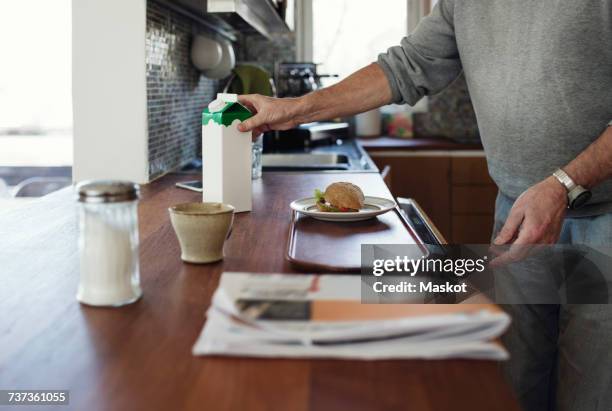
[571,191,592,209]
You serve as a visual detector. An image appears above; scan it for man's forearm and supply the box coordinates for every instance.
[294,63,393,124]
[564,125,612,188]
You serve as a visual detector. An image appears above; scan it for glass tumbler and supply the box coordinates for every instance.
[76,181,142,307]
[252,134,263,180]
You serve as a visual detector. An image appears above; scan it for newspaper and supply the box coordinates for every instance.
[193,273,511,360]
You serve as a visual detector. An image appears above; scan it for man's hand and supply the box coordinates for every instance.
[237,95,305,138]
[236,63,393,139]
[491,176,567,266]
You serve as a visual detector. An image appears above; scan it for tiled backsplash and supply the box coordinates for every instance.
[146,1,221,179]
[145,1,295,179]
[413,74,480,142]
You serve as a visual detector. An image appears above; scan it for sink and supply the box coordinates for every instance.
[262,153,351,171]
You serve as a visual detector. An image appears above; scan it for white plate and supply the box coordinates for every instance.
[290,196,396,222]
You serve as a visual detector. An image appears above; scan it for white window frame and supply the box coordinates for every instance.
[294,0,313,61]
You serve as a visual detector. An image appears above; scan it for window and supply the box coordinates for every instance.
[0,0,72,167]
[312,0,407,84]
[0,0,72,199]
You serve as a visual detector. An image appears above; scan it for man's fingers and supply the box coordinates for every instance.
[490,207,525,265]
[490,220,535,267]
[490,242,531,267]
[237,95,267,132]
[494,208,524,245]
[238,94,256,106]
[238,115,266,132]
[238,94,260,114]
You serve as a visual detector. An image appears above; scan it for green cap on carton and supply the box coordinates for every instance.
[202,99,253,127]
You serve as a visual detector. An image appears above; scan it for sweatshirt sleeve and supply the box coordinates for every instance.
[377,0,462,105]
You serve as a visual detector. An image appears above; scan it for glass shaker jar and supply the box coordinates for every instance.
[76,181,142,306]
[252,133,263,180]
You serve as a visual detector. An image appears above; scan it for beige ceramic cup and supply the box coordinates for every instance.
[169,203,234,264]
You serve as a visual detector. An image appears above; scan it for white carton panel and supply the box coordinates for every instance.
[202,120,252,212]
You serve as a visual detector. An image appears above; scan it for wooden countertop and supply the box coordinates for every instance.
[0,172,518,411]
[358,136,483,151]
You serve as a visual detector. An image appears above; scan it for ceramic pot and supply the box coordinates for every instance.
[191,35,223,71]
[169,202,234,264]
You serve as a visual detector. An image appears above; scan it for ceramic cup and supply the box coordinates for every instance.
[169,202,234,264]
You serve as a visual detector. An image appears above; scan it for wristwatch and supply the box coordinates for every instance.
[553,168,592,210]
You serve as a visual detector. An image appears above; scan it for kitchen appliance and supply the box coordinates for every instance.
[170,0,290,40]
[263,121,350,152]
[206,0,290,39]
[265,63,344,152]
[275,62,338,98]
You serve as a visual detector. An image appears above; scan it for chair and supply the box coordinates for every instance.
[13,177,72,198]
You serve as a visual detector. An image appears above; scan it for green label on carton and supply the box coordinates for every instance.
[202,101,253,127]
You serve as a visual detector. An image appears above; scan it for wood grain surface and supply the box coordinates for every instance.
[287,210,419,272]
[358,137,483,151]
[0,172,518,411]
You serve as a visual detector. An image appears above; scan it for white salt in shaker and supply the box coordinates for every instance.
[76,181,142,306]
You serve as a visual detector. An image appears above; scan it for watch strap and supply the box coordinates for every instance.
[553,168,593,209]
[553,169,577,192]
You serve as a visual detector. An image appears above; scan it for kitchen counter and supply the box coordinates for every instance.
[263,138,378,172]
[0,172,518,411]
[358,136,483,151]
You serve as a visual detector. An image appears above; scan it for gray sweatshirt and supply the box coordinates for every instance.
[378,0,612,216]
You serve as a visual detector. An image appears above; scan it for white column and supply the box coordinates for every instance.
[72,0,149,183]
[295,0,313,62]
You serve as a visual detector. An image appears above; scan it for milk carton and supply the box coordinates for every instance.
[202,93,253,212]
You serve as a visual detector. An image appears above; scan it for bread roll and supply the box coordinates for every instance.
[324,182,365,210]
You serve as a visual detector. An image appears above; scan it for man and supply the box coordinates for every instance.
[238,1,612,410]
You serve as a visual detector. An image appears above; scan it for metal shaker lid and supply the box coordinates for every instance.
[77,180,140,203]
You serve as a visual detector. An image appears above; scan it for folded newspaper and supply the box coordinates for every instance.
[192,273,511,360]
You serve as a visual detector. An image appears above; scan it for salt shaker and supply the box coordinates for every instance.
[76,181,142,306]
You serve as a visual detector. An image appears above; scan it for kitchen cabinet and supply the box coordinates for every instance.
[363,139,497,243]
[449,156,497,243]
[368,155,452,238]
